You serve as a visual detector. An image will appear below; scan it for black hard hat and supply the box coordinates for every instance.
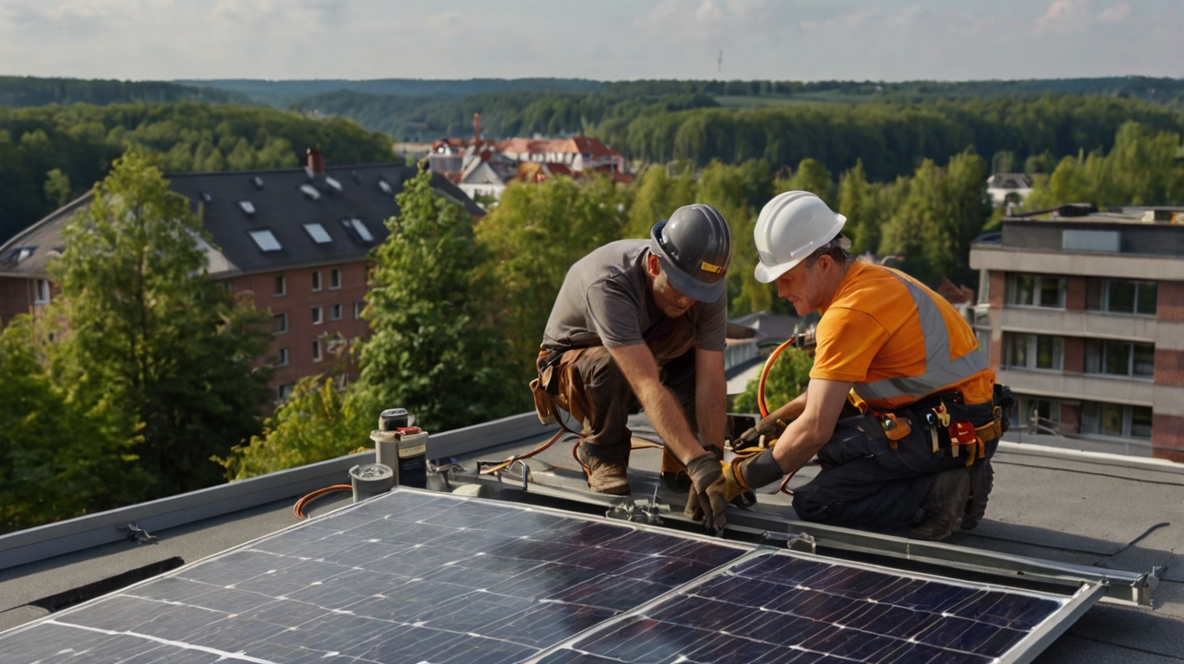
[649,204,732,302]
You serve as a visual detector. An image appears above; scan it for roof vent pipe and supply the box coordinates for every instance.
[307,147,326,174]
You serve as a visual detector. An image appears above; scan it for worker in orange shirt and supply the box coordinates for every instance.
[697,191,1012,541]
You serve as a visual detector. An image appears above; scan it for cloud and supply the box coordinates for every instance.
[1098,3,1132,23]
[1033,0,1094,35]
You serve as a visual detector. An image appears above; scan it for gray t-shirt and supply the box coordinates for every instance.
[542,240,727,352]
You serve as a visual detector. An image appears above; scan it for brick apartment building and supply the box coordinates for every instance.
[0,151,484,403]
[969,206,1184,461]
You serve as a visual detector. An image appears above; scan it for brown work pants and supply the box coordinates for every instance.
[536,317,698,463]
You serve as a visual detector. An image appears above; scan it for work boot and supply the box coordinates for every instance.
[576,444,631,495]
[911,469,971,541]
[962,459,994,530]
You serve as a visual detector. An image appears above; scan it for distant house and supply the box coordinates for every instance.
[0,150,484,403]
[428,133,632,201]
[986,173,1034,208]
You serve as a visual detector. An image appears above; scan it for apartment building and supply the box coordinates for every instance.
[969,206,1184,461]
[0,151,484,403]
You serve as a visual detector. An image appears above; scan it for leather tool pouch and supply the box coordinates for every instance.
[530,349,562,425]
[531,347,592,428]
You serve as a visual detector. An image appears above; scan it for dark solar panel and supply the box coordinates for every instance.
[0,488,1088,663]
[540,550,1067,663]
[0,489,747,663]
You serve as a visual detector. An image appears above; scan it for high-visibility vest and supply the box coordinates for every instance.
[852,272,988,404]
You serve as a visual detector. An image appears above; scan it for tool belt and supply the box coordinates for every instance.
[530,347,591,427]
[872,385,1011,467]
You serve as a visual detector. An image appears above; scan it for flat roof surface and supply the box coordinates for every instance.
[1,416,1181,662]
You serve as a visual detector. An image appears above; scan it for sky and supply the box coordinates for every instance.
[0,0,1180,83]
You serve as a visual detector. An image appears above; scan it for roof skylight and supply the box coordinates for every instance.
[377,179,393,195]
[342,218,374,243]
[325,176,343,192]
[248,230,282,252]
[252,176,264,190]
[304,223,332,244]
[200,192,213,203]
[300,184,321,201]
[238,200,256,215]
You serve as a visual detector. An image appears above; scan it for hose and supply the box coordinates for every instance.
[293,484,352,519]
[756,336,798,418]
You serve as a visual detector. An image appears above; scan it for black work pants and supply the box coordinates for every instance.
[791,408,999,528]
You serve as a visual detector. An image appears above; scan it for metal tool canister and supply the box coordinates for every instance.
[349,463,394,502]
[371,408,428,488]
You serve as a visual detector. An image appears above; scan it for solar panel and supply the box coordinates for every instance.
[537,550,1072,663]
[0,488,1100,663]
[0,489,746,663]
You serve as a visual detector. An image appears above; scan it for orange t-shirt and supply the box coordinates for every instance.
[809,262,994,410]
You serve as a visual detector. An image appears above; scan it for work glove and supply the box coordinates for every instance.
[685,448,787,530]
[684,452,729,534]
[734,420,787,452]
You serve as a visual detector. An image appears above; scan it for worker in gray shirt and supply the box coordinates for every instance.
[531,204,734,526]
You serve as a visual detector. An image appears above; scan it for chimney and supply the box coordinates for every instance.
[473,113,482,144]
[306,147,325,174]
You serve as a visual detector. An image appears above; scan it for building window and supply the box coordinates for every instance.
[1003,333,1063,371]
[1086,278,1157,316]
[303,223,332,244]
[277,383,294,402]
[1006,274,1065,308]
[329,266,341,289]
[275,274,286,296]
[311,270,322,291]
[33,278,51,304]
[1085,339,1154,378]
[1081,401,1152,439]
[248,229,281,252]
[273,312,288,334]
[1016,396,1063,433]
[330,303,342,320]
[977,270,990,305]
[354,301,364,319]
[276,347,290,366]
[312,339,322,362]
[312,307,323,325]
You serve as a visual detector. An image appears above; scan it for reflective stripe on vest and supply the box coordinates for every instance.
[853,272,988,402]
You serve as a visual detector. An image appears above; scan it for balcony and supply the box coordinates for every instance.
[1000,307,1158,343]
[995,368,1155,407]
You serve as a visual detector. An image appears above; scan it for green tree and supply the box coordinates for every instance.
[478,175,625,383]
[624,163,696,238]
[357,169,520,432]
[838,161,872,254]
[44,168,72,207]
[0,316,145,533]
[776,158,837,207]
[218,374,373,480]
[50,151,273,496]
[879,151,989,285]
[732,347,814,415]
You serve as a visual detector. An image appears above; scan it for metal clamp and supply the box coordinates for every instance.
[120,523,157,545]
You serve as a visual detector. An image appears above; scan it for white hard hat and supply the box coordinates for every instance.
[753,191,847,284]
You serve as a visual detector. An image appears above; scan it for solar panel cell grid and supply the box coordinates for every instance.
[548,551,1064,663]
[0,489,1084,663]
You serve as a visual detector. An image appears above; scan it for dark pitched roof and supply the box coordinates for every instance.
[0,163,484,280]
[168,163,484,277]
